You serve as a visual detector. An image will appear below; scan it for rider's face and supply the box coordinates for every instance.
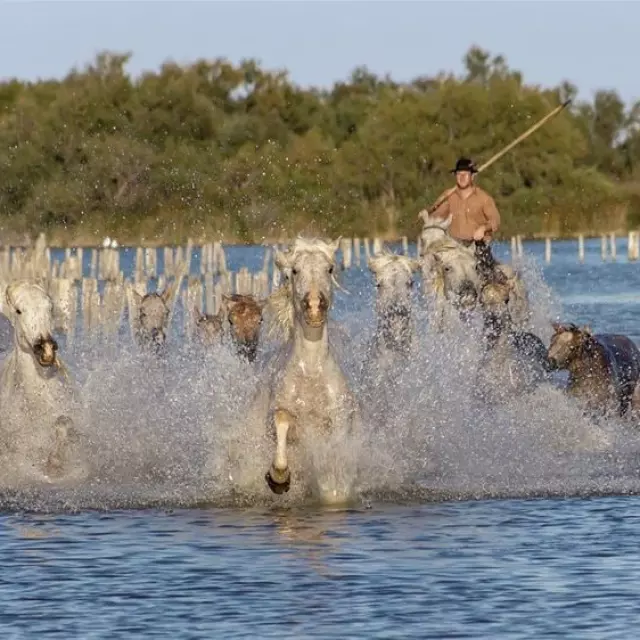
[455,170,472,189]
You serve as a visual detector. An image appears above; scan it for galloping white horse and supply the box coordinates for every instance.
[418,211,530,328]
[233,237,361,502]
[0,280,88,483]
[365,250,420,369]
[361,250,421,424]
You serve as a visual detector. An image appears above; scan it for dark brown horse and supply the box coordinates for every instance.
[547,323,640,417]
[192,294,266,363]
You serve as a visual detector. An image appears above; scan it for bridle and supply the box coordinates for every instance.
[421,225,448,235]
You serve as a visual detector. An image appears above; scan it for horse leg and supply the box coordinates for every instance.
[45,416,79,478]
[265,409,292,494]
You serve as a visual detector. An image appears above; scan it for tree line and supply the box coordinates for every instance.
[0,45,639,245]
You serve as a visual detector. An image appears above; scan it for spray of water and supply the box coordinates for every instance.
[2,257,640,513]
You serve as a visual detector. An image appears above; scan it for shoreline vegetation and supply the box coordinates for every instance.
[1,46,640,246]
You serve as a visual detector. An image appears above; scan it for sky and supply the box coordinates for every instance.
[0,1,637,106]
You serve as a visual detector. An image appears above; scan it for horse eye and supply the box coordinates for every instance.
[292,268,298,276]
[328,265,334,274]
[15,309,21,315]
[408,280,414,288]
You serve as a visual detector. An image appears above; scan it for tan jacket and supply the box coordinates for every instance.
[431,186,501,242]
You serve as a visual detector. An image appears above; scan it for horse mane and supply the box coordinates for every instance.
[265,284,294,341]
[428,236,469,255]
[369,247,417,274]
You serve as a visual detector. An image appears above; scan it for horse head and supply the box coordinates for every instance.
[547,322,591,369]
[6,280,59,369]
[132,282,178,350]
[430,239,479,313]
[274,237,341,341]
[222,293,267,363]
[368,249,420,351]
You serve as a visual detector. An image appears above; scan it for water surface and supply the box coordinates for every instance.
[4,238,640,639]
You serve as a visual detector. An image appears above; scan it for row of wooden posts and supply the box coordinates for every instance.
[517,232,640,264]
[4,232,640,287]
[2,231,640,343]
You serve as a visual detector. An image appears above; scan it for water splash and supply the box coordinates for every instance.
[2,255,640,513]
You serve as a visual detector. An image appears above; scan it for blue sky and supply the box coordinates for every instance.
[0,1,636,105]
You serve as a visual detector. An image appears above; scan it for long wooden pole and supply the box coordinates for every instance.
[425,99,572,215]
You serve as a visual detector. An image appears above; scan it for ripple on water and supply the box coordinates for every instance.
[2,499,640,638]
[2,242,640,636]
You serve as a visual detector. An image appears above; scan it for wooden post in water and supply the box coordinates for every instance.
[402,236,409,256]
[353,238,361,267]
[372,237,383,256]
[144,247,157,277]
[510,237,517,262]
[516,235,523,259]
[545,238,552,264]
[628,231,639,261]
[339,238,352,269]
[609,233,617,262]
[601,235,608,261]
[578,235,585,264]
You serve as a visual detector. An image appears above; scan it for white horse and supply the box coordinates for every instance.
[364,250,420,370]
[0,280,88,484]
[230,237,361,503]
[360,250,421,425]
[418,211,530,329]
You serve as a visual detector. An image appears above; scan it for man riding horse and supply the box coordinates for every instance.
[427,157,501,247]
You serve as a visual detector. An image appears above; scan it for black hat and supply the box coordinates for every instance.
[450,157,477,174]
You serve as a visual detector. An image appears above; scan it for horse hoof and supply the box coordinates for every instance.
[265,469,291,494]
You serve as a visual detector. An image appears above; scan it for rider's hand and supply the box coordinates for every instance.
[473,226,486,242]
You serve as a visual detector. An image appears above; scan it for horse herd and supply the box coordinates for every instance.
[1,213,640,503]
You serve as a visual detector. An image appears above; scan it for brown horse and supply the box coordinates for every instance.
[223,294,266,363]
[547,323,640,417]
[193,294,265,363]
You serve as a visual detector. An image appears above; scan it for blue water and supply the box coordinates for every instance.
[4,238,640,639]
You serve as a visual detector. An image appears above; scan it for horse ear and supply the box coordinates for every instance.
[223,294,238,311]
[329,236,342,256]
[5,284,15,311]
[191,305,204,322]
[274,249,291,271]
[418,209,430,224]
[367,257,377,273]
[409,258,421,272]
[551,322,563,333]
[160,279,178,305]
[257,298,268,311]
[581,324,592,335]
[131,289,144,305]
[441,212,453,230]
